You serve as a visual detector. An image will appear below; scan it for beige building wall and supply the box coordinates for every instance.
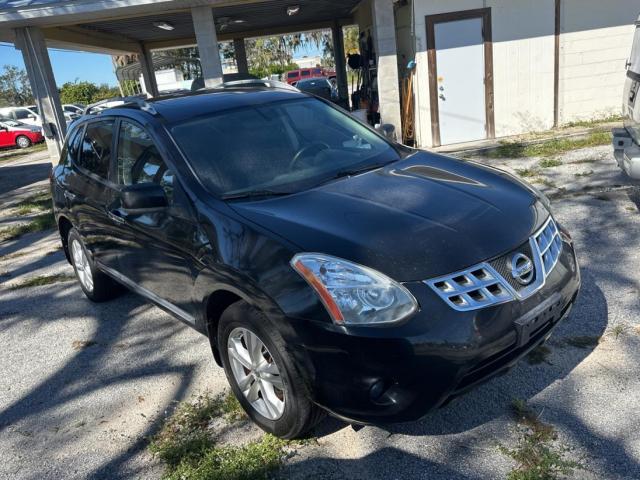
[558,0,638,124]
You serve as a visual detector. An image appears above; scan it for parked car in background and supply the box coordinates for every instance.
[51,86,580,440]
[0,105,78,126]
[63,104,84,116]
[190,72,259,91]
[0,118,44,148]
[613,13,640,179]
[294,77,338,102]
[284,67,336,85]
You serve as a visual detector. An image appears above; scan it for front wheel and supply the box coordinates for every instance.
[218,301,324,439]
[68,228,122,302]
[16,135,32,149]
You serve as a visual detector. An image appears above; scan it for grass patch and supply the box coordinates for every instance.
[608,323,629,339]
[531,178,557,189]
[150,392,248,471]
[561,115,622,128]
[150,391,296,480]
[500,400,582,480]
[0,213,55,242]
[539,158,562,168]
[8,273,74,290]
[163,435,289,480]
[0,142,47,162]
[515,167,540,178]
[488,131,611,159]
[526,345,552,365]
[14,191,52,215]
[574,170,594,178]
[564,335,600,349]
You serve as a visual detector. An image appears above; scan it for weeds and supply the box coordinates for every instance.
[561,115,622,128]
[0,143,46,162]
[0,213,55,242]
[608,324,629,339]
[575,170,594,178]
[500,400,582,480]
[8,273,74,290]
[564,335,601,349]
[14,191,52,215]
[526,345,552,365]
[539,158,562,168]
[516,168,540,178]
[488,132,611,159]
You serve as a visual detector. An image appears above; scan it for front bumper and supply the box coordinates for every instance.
[285,235,580,424]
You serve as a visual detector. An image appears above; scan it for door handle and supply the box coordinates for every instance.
[64,191,77,201]
[108,210,126,225]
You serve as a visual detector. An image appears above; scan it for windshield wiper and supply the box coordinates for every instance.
[222,189,292,201]
[326,162,390,182]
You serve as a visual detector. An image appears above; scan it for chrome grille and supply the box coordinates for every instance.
[426,264,514,312]
[533,217,563,276]
[426,216,564,311]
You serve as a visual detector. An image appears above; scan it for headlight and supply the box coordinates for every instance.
[291,253,418,326]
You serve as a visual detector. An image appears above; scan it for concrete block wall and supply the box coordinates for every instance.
[558,0,638,124]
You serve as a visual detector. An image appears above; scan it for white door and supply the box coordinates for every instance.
[434,18,486,145]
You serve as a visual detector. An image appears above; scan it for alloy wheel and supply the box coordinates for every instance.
[17,136,30,148]
[71,239,94,292]
[227,327,285,420]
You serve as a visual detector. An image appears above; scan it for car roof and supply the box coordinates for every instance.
[101,87,311,124]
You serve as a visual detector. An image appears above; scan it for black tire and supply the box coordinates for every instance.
[67,228,122,302]
[16,135,32,149]
[218,301,324,439]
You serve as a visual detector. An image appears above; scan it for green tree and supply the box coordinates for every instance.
[59,81,98,104]
[59,80,120,105]
[0,65,33,106]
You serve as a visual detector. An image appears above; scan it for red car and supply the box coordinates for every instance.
[0,118,44,149]
[285,67,336,85]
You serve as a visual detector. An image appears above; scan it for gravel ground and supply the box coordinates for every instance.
[1,145,639,479]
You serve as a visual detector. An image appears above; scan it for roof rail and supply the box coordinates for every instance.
[83,95,158,115]
[216,79,299,92]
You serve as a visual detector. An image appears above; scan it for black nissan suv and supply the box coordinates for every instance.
[51,86,581,438]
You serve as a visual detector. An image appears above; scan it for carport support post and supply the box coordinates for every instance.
[13,26,66,160]
[233,38,249,75]
[138,45,159,97]
[331,20,349,109]
[371,0,402,140]
[192,6,224,88]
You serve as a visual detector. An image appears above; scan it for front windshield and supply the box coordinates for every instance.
[170,98,399,197]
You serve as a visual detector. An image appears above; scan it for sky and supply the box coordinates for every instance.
[0,41,321,88]
[0,43,119,86]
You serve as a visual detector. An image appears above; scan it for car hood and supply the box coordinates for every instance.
[230,152,550,281]
[8,125,41,133]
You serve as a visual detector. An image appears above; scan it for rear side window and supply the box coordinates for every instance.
[301,70,310,77]
[313,68,322,74]
[59,127,83,166]
[77,120,114,179]
[14,109,31,120]
[117,120,174,202]
[287,72,297,79]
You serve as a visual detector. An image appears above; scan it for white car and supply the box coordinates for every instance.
[612,14,640,179]
[0,105,77,126]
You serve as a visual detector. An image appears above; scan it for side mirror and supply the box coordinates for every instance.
[121,183,168,211]
[375,123,396,141]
